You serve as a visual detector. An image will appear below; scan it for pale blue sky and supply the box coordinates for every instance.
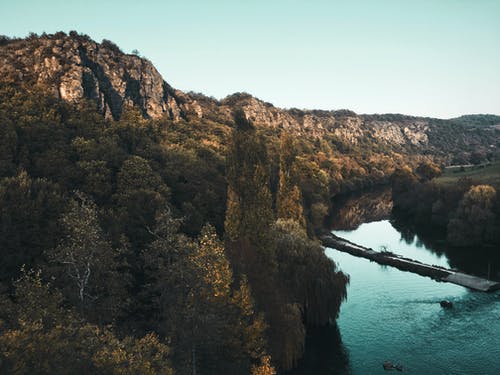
[1,0,499,118]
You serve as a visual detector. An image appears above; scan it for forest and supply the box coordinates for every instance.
[0,82,354,374]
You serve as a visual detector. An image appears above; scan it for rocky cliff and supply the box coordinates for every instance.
[0,32,200,120]
[1,32,498,161]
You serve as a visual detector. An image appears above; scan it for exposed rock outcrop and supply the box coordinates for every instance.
[0,32,199,120]
[1,32,498,161]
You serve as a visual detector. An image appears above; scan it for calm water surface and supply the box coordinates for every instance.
[323,220,500,375]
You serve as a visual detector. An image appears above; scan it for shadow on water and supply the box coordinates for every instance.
[286,324,350,375]
[390,213,500,281]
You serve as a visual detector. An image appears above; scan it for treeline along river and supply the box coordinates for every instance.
[289,189,500,375]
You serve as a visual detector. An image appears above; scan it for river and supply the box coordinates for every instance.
[290,192,500,375]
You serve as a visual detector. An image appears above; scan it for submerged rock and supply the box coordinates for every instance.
[383,361,404,371]
[383,361,394,370]
[440,300,453,309]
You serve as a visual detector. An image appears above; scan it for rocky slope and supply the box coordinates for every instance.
[1,32,498,161]
[0,32,199,120]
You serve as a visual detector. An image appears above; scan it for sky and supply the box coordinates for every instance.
[1,0,499,118]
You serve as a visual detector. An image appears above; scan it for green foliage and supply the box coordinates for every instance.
[48,194,130,322]
[277,133,306,228]
[447,185,497,247]
[225,111,276,257]
[0,171,65,283]
[2,33,500,372]
[251,355,276,375]
[393,168,500,249]
[0,81,358,372]
[427,116,499,163]
[0,269,172,375]
[101,39,123,54]
[113,155,170,248]
[274,219,348,325]
[141,211,270,374]
[194,224,233,298]
[415,161,441,182]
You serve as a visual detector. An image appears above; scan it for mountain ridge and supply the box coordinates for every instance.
[1,32,499,163]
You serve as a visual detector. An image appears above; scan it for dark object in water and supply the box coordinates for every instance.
[383,361,404,371]
[383,361,394,370]
[440,300,453,309]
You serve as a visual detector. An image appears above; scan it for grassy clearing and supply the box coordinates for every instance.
[435,161,500,187]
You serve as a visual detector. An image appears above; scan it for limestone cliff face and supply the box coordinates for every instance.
[211,94,430,147]
[1,33,497,159]
[0,33,430,148]
[0,32,200,120]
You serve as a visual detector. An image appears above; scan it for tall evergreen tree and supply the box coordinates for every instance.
[224,109,276,267]
[277,132,306,228]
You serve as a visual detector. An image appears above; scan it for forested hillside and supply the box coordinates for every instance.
[0,82,351,373]
[0,32,499,374]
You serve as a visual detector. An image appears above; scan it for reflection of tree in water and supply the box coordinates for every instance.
[390,214,446,256]
[328,188,393,231]
[285,324,350,375]
[330,190,500,280]
[390,219,416,246]
[391,212,500,281]
[443,246,500,281]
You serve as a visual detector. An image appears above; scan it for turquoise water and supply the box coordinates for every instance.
[325,220,500,375]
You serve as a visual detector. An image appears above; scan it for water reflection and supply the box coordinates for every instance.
[390,214,500,281]
[286,324,350,375]
[326,226,500,375]
[328,189,393,231]
[329,188,500,280]
[293,190,500,374]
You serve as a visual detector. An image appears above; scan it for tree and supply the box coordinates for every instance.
[292,156,330,232]
[225,110,273,239]
[470,151,484,165]
[142,212,267,374]
[0,171,65,283]
[251,355,276,375]
[192,224,233,299]
[0,268,172,375]
[447,185,497,247]
[272,219,348,369]
[231,275,268,361]
[113,155,170,249]
[415,161,441,182]
[224,109,276,271]
[140,209,206,373]
[224,109,279,326]
[0,119,17,176]
[76,160,112,204]
[49,193,129,321]
[277,133,306,227]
